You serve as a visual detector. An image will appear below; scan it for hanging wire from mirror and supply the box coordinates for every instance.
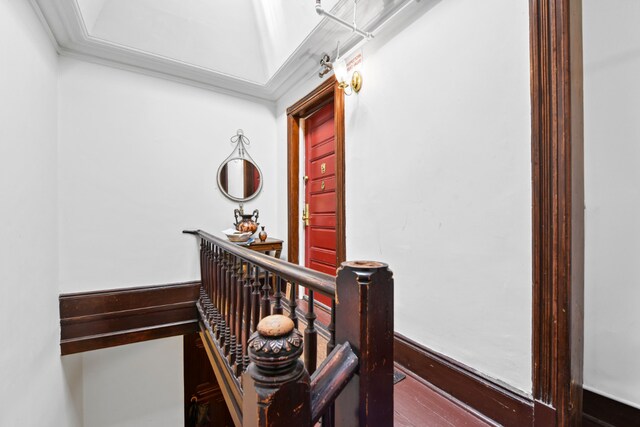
[230,129,250,158]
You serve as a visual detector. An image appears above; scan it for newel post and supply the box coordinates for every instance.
[335,261,394,426]
[242,315,311,427]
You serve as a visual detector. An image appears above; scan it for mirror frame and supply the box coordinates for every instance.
[216,156,263,203]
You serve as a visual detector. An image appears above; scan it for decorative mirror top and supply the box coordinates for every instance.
[217,130,263,202]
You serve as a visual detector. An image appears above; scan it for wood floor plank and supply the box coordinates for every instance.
[394,366,494,427]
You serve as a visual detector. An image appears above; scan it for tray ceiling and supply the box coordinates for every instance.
[30,0,418,101]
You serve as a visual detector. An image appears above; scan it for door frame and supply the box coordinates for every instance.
[529,0,584,424]
[286,77,346,266]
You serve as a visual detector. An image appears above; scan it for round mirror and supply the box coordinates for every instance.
[217,158,263,202]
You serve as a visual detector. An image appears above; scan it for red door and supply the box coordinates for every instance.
[304,102,336,306]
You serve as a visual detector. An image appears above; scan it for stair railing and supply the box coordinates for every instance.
[184,229,394,427]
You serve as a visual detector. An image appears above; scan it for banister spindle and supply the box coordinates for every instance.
[251,265,260,332]
[201,242,207,298]
[223,252,231,354]
[327,299,336,355]
[230,256,237,336]
[236,258,243,339]
[289,282,299,328]
[261,270,271,319]
[225,253,233,326]
[221,252,228,320]
[273,276,284,315]
[202,242,208,296]
[235,258,244,376]
[242,260,252,372]
[206,243,212,302]
[214,246,220,310]
[228,256,238,368]
[207,242,214,300]
[210,244,219,309]
[199,240,205,295]
[213,247,222,341]
[304,290,318,374]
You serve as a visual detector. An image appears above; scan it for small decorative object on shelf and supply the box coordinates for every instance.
[234,206,259,235]
[222,228,252,243]
[258,226,267,242]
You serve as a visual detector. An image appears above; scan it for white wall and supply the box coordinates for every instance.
[57,57,279,425]
[58,57,278,293]
[583,0,640,409]
[81,338,183,427]
[0,0,82,425]
[276,0,532,393]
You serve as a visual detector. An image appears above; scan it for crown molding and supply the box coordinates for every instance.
[30,0,417,103]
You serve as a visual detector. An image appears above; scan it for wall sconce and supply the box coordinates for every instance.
[319,53,362,95]
[332,57,362,95]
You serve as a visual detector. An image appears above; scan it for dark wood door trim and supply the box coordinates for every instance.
[287,77,346,265]
[529,0,584,425]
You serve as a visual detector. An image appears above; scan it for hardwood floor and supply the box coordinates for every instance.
[296,298,495,426]
[394,366,495,427]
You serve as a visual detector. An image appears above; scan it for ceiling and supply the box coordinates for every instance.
[30,0,417,101]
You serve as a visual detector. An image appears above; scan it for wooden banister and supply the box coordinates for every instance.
[310,342,359,425]
[334,261,395,426]
[184,230,336,298]
[185,231,394,427]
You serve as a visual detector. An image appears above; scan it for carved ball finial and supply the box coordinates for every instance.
[248,315,303,372]
[257,314,294,337]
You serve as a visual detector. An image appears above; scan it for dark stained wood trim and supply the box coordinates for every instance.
[59,281,200,355]
[286,77,336,118]
[394,333,534,427]
[61,322,197,355]
[334,82,346,265]
[287,77,346,265]
[287,113,300,264]
[529,0,584,425]
[335,261,394,426]
[583,389,640,427]
[198,324,243,427]
[183,332,234,427]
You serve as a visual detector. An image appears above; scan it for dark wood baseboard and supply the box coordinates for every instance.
[394,333,534,427]
[59,281,200,355]
[583,389,640,427]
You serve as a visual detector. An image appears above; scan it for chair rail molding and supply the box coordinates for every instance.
[59,281,200,355]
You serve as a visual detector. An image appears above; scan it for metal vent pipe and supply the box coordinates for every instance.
[315,0,374,39]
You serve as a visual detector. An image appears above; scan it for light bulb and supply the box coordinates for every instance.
[333,58,349,87]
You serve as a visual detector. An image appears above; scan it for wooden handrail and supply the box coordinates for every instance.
[185,230,394,426]
[183,229,336,299]
[310,342,359,425]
